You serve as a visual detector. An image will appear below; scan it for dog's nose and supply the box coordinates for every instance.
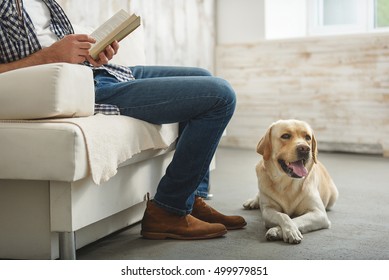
[297,145,310,157]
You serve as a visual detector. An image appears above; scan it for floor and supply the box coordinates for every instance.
[77,147,389,260]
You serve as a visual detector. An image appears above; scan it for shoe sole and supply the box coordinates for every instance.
[226,222,247,230]
[141,229,227,240]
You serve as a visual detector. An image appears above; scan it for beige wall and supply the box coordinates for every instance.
[216,33,389,156]
[56,0,130,28]
[216,0,265,44]
[56,0,216,71]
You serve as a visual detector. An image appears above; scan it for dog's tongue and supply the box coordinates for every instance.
[288,160,308,177]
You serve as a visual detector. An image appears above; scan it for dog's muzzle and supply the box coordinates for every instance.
[278,159,308,178]
[278,145,310,178]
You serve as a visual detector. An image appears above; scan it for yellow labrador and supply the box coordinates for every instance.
[243,120,338,244]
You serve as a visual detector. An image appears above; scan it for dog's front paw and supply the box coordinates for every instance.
[282,225,303,244]
[265,227,282,241]
[243,197,260,210]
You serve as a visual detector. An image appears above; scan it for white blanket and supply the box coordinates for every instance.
[70,114,178,184]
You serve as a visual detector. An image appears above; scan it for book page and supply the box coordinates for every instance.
[90,9,130,43]
[89,10,140,59]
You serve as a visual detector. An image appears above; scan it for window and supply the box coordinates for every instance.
[375,0,389,28]
[322,0,362,25]
[308,0,389,36]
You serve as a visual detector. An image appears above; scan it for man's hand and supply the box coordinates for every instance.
[86,40,120,67]
[0,34,119,75]
[42,34,96,64]
[0,34,98,74]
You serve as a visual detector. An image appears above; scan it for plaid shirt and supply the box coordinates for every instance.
[0,0,135,115]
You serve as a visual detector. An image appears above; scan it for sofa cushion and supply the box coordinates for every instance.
[0,63,95,120]
[0,116,178,183]
[0,122,88,181]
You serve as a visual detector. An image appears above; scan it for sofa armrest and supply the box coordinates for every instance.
[0,63,95,120]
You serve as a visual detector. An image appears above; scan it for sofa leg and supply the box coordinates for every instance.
[59,231,76,260]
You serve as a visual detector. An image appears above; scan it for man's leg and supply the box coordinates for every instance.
[195,171,211,199]
[132,67,213,200]
[96,71,235,212]
[130,65,213,79]
[94,67,245,238]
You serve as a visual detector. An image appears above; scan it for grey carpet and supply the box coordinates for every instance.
[77,147,389,260]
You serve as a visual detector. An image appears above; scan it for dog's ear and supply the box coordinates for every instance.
[312,133,318,164]
[257,126,272,161]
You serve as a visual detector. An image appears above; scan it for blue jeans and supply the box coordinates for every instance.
[94,66,236,215]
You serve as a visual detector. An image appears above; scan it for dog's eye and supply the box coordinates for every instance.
[305,135,312,141]
[281,134,291,140]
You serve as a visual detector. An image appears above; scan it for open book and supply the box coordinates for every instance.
[89,10,141,59]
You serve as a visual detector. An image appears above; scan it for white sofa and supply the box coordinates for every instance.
[0,28,178,260]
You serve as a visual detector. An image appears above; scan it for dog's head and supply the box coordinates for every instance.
[257,119,318,179]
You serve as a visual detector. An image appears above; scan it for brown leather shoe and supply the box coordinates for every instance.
[141,200,227,240]
[191,196,247,230]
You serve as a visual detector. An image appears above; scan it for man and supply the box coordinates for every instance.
[0,0,246,240]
